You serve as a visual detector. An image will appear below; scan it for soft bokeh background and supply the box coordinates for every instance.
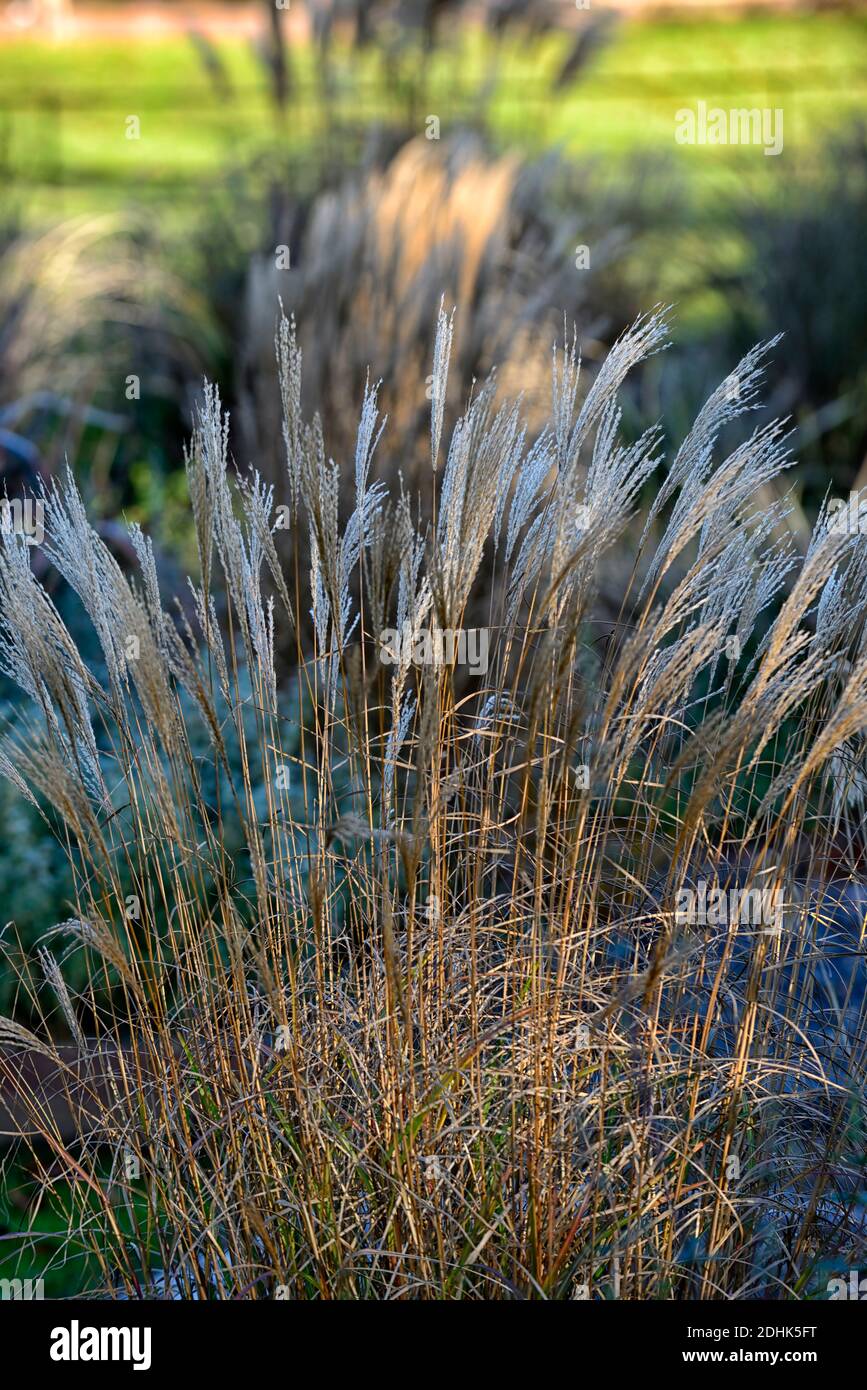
[0,0,865,1294]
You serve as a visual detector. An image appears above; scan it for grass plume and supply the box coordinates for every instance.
[1,306,867,1300]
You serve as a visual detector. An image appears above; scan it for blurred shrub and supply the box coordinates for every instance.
[697,124,867,496]
[0,211,215,524]
[232,134,646,488]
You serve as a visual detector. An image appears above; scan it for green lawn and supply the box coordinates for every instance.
[490,14,867,159]
[0,11,865,221]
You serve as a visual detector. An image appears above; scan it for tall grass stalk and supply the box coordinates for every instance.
[1,307,866,1299]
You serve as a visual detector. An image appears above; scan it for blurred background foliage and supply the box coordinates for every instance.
[0,3,863,506]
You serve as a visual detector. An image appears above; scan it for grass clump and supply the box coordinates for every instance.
[1,305,867,1299]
